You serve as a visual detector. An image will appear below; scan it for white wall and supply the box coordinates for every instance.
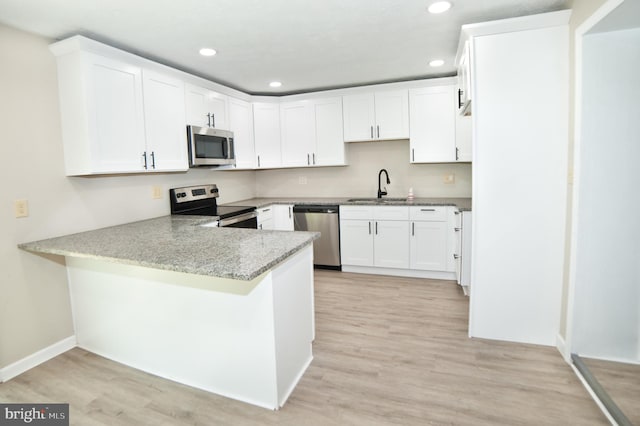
[570,26,640,362]
[470,23,569,346]
[0,24,256,368]
[256,140,471,198]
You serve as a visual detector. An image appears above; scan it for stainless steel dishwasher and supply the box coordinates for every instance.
[293,205,341,270]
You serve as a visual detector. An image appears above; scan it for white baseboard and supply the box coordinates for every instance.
[570,363,617,425]
[556,333,569,363]
[0,336,76,382]
[341,265,456,281]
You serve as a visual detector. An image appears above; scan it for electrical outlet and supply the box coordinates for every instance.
[298,176,307,185]
[152,185,162,199]
[443,173,455,184]
[14,199,29,218]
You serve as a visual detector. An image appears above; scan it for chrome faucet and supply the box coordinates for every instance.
[377,169,390,198]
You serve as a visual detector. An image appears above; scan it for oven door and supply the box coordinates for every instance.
[218,211,258,228]
[187,126,235,166]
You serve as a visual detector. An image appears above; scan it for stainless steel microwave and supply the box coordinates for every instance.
[187,125,235,167]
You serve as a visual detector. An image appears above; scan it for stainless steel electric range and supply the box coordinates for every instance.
[169,184,257,228]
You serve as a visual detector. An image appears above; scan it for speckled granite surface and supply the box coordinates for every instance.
[224,197,472,210]
[18,216,319,281]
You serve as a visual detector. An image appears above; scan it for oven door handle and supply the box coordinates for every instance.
[218,211,258,227]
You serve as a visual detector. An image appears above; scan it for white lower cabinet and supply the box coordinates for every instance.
[341,205,456,278]
[409,206,453,271]
[257,206,274,230]
[258,204,294,231]
[273,204,294,231]
[339,219,374,266]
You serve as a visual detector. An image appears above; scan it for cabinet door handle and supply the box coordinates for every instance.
[368,222,371,235]
[257,155,261,167]
[259,224,263,229]
[377,125,380,138]
[454,254,460,259]
[288,207,292,218]
[454,211,460,215]
[370,126,373,139]
[262,208,271,212]
[150,151,156,169]
[412,222,415,236]
[312,153,316,165]
[307,153,310,165]
[412,148,415,162]
[458,89,464,109]
[375,222,378,235]
[456,147,460,161]
[420,208,436,212]
[207,113,211,127]
[455,227,461,232]
[211,113,215,128]
[142,151,148,170]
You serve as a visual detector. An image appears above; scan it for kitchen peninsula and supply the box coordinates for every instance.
[19,216,319,410]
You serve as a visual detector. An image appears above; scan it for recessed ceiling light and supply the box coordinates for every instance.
[199,48,217,57]
[428,1,452,14]
[269,81,282,88]
[429,59,445,67]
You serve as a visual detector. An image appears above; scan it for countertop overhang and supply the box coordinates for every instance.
[18,216,320,281]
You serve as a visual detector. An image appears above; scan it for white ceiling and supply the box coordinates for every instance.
[0,0,568,95]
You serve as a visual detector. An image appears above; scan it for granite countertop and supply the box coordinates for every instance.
[224,197,472,211]
[19,216,319,281]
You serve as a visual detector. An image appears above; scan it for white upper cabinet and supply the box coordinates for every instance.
[374,91,410,140]
[409,85,456,163]
[314,97,346,166]
[280,100,316,167]
[185,83,229,129]
[50,44,190,175]
[457,40,472,116]
[253,102,282,169]
[455,110,472,162]
[343,90,409,142]
[142,70,188,171]
[228,97,256,169]
[280,97,346,168]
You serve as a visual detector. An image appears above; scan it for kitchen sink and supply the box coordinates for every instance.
[347,198,407,204]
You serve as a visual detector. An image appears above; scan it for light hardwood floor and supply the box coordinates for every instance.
[583,357,640,424]
[0,271,607,425]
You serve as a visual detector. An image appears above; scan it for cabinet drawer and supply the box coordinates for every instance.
[340,205,373,220]
[373,206,409,221]
[409,206,448,221]
[258,205,274,220]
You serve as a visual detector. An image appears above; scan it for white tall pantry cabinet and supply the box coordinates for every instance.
[462,11,570,346]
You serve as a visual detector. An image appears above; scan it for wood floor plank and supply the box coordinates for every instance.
[0,270,607,425]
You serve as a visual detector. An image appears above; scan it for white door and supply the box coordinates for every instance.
[374,220,410,268]
[253,103,282,168]
[340,220,374,266]
[280,101,314,167]
[228,98,255,169]
[409,86,456,163]
[342,94,375,142]
[314,97,345,166]
[142,70,188,171]
[87,53,146,173]
[410,221,449,271]
[374,90,409,140]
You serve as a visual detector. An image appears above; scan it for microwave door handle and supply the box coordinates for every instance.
[227,138,234,160]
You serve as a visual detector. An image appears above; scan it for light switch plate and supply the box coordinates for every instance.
[443,173,455,184]
[298,176,307,185]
